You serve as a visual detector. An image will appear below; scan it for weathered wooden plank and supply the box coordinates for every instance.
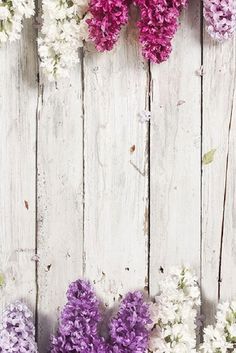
[149,2,201,295]
[37,67,84,350]
[201,35,236,323]
[0,20,37,311]
[220,83,236,301]
[83,25,149,305]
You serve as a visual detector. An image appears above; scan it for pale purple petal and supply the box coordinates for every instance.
[204,0,236,41]
[0,301,38,353]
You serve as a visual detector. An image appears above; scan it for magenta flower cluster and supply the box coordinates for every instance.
[0,301,38,353]
[87,0,187,63]
[51,279,151,353]
[135,0,187,63]
[87,0,129,51]
[204,0,236,41]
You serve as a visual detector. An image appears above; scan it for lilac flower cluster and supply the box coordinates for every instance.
[203,0,236,41]
[109,291,151,353]
[135,0,188,63]
[51,279,151,353]
[0,301,38,353]
[87,0,129,51]
[87,0,187,63]
[51,279,105,353]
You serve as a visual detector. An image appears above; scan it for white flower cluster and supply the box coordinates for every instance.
[38,0,89,81]
[201,301,236,353]
[149,267,201,353]
[0,0,34,43]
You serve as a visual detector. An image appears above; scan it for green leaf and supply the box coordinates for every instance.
[0,272,5,288]
[203,149,216,165]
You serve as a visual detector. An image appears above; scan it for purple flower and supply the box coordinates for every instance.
[204,0,236,41]
[109,291,151,353]
[51,279,106,353]
[135,0,188,63]
[51,280,151,353]
[87,0,129,51]
[0,301,38,353]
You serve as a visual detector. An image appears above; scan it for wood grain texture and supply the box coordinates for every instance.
[0,19,37,312]
[201,34,236,323]
[0,3,236,346]
[83,24,149,306]
[149,0,202,296]
[36,66,84,351]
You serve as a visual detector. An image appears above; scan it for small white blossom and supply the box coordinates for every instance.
[138,110,151,123]
[0,7,10,20]
[149,267,201,353]
[0,0,34,43]
[38,0,89,81]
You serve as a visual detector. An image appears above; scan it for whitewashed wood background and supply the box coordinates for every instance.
[0,1,236,351]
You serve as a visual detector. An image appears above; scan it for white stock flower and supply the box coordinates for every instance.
[38,0,89,81]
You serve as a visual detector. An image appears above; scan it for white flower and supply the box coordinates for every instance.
[138,110,151,123]
[38,0,89,81]
[0,0,34,43]
[149,267,201,353]
[201,301,236,352]
[0,6,10,20]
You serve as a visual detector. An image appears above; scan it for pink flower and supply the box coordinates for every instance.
[173,0,188,11]
[87,0,188,63]
[134,0,188,63]
[87,0,129,51]
[204,0,236,41]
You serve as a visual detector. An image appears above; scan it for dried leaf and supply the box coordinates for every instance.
[203,149,216,165]
[0,273,5,288]
[130,145,136,153]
